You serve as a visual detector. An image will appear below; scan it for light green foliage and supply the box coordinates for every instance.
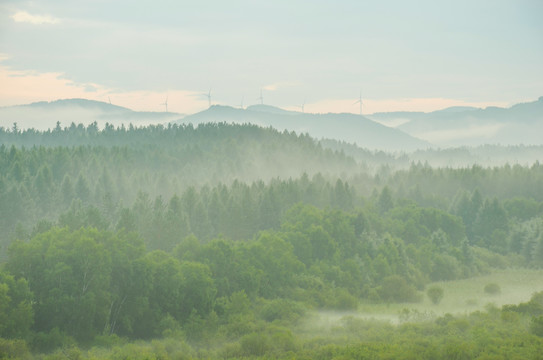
[504,197,542,221]
[531,316,543,337]
[502,291,543,317]
[427,285,445,305]
[1,124,543,358]
[431,254,461,281]
[240,333,270,357]
[7,228,114,341]
[473,198,509,252]
[0,338,30,359]
[178,261,216,318]
[533,232,543,267]
[260,299,305,323]
[378,275,421,303]
[0,272,33,339]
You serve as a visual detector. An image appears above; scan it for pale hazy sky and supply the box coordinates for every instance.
[0,0,542,114]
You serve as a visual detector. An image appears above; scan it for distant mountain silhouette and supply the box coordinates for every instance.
[246,104,297,115]
[433,106,479,114]
[0,98,183,130]
[6,97,541,148]
[180,105,430,151]
[368,97,543,147]
[22,98,131,113]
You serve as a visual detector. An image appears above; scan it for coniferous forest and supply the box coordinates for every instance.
[1,122,543,359]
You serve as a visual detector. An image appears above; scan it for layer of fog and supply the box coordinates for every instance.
[0,105,182,131]
[413,123,506,144]
[367,116,412,128]
[320,139,543,172]
[301,269,543,333]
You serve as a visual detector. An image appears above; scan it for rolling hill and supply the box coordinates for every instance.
[0,98,183,131]
[5,97,542,150]
[368,97,543,147]
[180,104,431,152]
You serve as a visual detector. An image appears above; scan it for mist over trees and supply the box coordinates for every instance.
[1,122,543,358]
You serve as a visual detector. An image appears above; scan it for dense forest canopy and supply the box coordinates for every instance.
[1,122,543,359]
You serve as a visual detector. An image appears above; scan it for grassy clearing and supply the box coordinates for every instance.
[305,268,543,331]
[361,268,543,316]
[423,268,543,314]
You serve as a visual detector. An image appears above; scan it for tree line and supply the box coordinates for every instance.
[0,122,542,357]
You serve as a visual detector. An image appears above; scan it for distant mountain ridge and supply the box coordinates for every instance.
[368,97,543,147]
[246,104,297,115]
[19,98,132,113]
[180,104,430,152]
[0,98,183,131]
[3,96,542,149]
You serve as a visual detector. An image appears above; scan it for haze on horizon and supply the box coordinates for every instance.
[0,0,542,115]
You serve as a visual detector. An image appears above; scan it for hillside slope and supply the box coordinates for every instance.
[181,105,430,152]
[369,97,543,147]
[0,98,183,130]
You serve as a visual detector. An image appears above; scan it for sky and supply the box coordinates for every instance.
[0,0,542,115]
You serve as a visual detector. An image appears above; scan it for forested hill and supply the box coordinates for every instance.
[2,121,543,358]
[0,122,359,185]
[180,104,430,151]
[0,122,358,246]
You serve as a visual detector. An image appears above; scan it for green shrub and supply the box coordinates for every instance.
[484,283,501,295]
[31,328,75,353]
[333,288,359,310]
[530,316,543,337]
[378,275,421,303]
[260,299,304,323]
[426,285,444,305]
[0,338,30,359]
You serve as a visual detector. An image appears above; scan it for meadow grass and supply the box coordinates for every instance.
[307,268,543,330]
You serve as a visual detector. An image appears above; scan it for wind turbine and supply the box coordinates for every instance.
[239,96,244,110]
[160,96,168,112]
[299,99,306,113]
[108,96,112,105]
[201,88,212,108]
[257,89,264,105]
[353,91,363,115]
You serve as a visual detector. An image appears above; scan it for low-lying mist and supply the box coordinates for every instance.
[0,104,181,131]
[301,268,543,334]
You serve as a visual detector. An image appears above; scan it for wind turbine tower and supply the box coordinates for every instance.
[353,91,363,115]
[257,89,264,105]
[200,88,212,108]
[160,96,169,112]
[240,96,244,110]
[204,89,212,107]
